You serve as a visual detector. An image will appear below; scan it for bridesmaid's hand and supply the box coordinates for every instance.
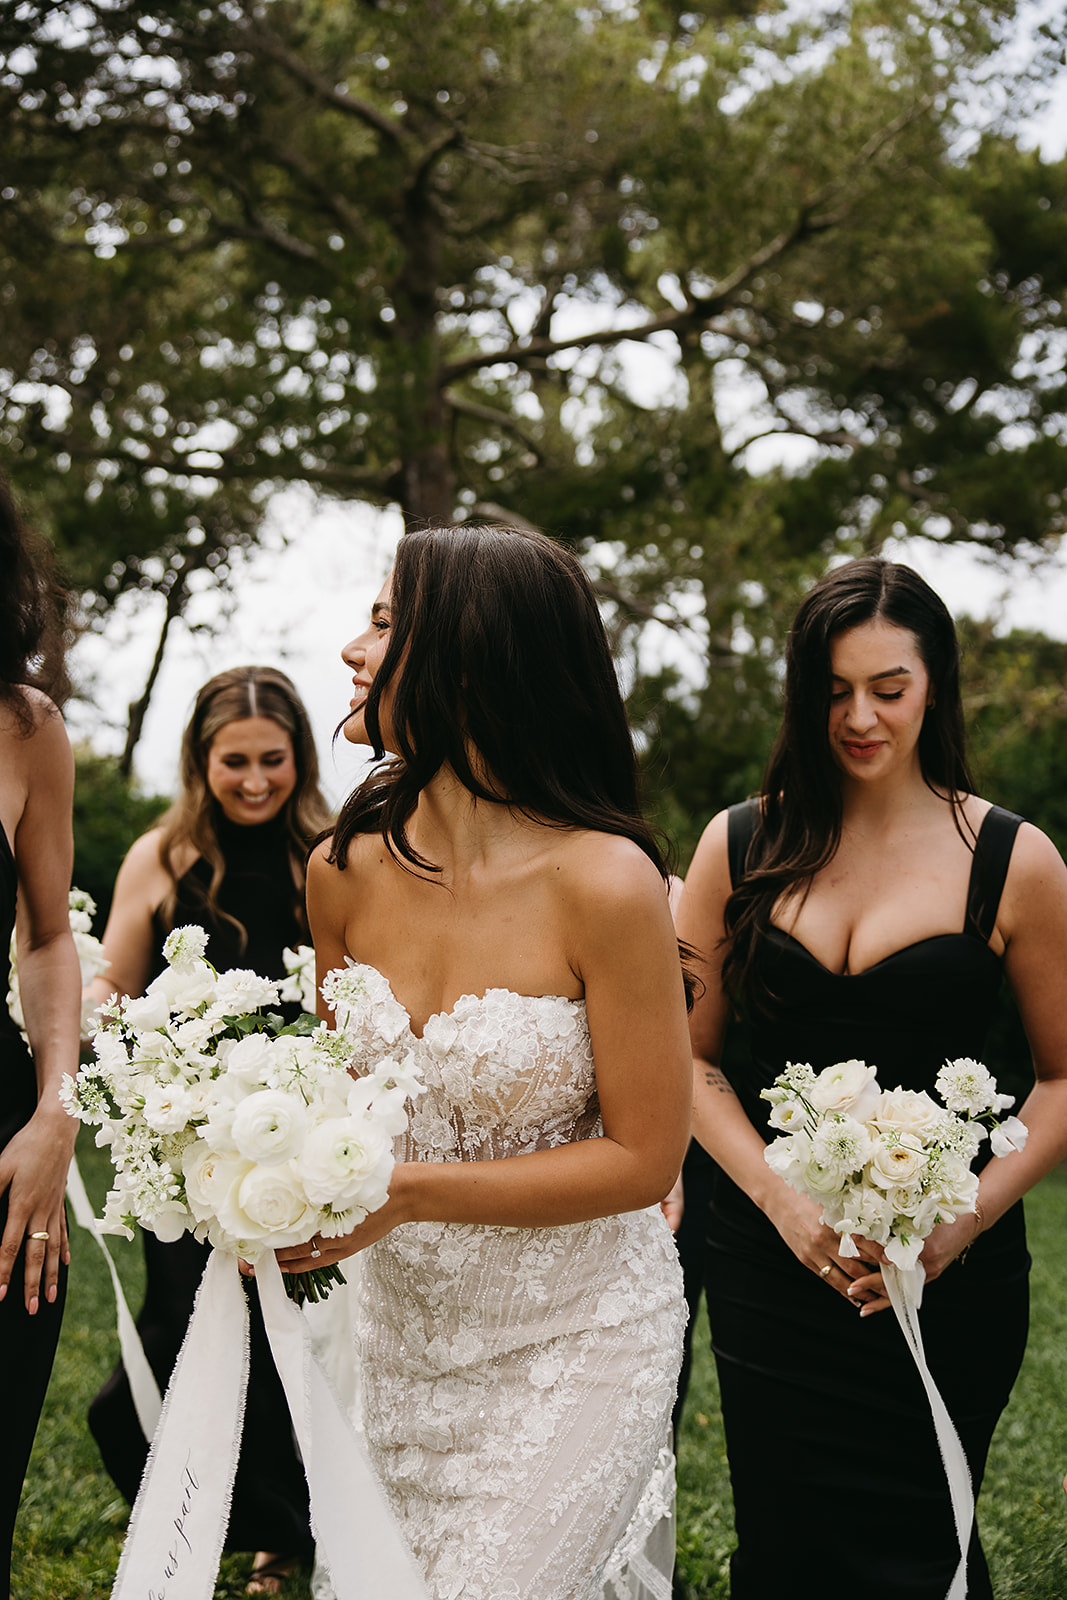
[918,1212,981,1284]
[763,1183,875,1308]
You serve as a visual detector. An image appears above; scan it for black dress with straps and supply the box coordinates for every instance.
[0,822,68,1596]
[706,801,1030,1600]
[88,812,314,1558]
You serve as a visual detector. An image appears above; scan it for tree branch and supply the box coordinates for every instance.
[441,97,934,385]
[242,20,407,149]
[443,389,543,460]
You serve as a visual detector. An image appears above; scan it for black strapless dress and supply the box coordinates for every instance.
[0,821,68,1596]
[706,802,1030,1600]
[88,812,314,1557]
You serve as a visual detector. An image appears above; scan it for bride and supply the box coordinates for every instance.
[277,523,691,1600]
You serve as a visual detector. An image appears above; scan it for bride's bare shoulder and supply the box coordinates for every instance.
[551,829,670,920]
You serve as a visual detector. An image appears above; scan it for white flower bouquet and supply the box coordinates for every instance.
[62,925,423,1303]
[762,1056,1028,1271]
[8,885,110,1036]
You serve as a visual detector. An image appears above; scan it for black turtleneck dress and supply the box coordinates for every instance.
[88,812,314,1558]
[1,821,68,1596]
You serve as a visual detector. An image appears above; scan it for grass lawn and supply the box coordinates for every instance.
[13,1137,1067,1599]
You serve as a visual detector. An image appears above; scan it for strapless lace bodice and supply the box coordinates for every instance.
[342,963,603,1161]
[335,962,685,1600]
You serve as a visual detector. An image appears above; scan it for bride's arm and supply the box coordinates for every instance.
[676,810,871,1306]
[282,837,691,1265]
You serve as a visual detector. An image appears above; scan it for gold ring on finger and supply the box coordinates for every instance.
[819,1262,833,1278]
[29,1230,50,1242]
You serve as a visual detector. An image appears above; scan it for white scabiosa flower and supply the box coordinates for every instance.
[935,1058,999,1116]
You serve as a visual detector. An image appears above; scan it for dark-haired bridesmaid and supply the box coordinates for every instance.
[678,557,1067,1600]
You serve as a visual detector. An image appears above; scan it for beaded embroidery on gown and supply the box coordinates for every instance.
[334,961,686,1600]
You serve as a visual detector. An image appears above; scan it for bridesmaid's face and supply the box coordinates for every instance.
[341,575,394,747]
[205,716,298,825]
[827,619,933,783]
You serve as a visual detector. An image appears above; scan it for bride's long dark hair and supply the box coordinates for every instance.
[723,557,977,1012]
[328,523,694,997]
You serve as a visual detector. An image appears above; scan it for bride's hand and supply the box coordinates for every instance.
[763,1184,877,1307]
[273,1186,411,1276]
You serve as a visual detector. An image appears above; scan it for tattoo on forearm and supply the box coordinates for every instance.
[704,1064,736,1097]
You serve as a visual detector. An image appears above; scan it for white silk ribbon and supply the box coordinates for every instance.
[256,1252,430,1599]
[882,1262,972,1600]
[110,1247,430,1600]
[66,1155,163,1439]
[111,1248,250,1600]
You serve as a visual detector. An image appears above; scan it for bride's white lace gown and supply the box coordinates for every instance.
[341,962,686,1600]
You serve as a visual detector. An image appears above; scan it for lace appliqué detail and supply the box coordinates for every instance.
[342,965,686,1600]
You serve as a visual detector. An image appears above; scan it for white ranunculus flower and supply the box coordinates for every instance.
[873,1087,944,1139]
[990,1115,1029,1157]
[162,925,210,969]
[296,1116,393,1208]
[212,969,282,1015]
[218,1163,317,1250]
[801,1157,848,1197]
[867,1138,926,1190]
[230,1089,309,1165]
[809,1059,880,1120]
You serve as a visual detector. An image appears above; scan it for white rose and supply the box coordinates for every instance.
[217,1163,317,1249]
[156,962,218,1013]
[212,969,282,1015]
[121,991,172,1033]
[809,1060,880,1120]
[873,1088,944,1139]
[223,1032,278,1085]
[867,1139,926,1190]
[182,1142,252,1223]
[231,1089,308,1165]
[990,1115,1028,1157]
[295,1117,393,1208]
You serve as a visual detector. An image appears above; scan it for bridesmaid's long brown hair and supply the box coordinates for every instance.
[723,558,977,1013]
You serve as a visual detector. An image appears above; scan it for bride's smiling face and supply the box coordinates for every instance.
[341,576,394,746]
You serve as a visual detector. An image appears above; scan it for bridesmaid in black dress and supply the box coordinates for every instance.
[86,665,332,1596]
[677,558,1067,1600]
[0,476,81,1596]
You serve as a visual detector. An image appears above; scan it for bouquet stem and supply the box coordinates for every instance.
[285,1263,348,1306]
